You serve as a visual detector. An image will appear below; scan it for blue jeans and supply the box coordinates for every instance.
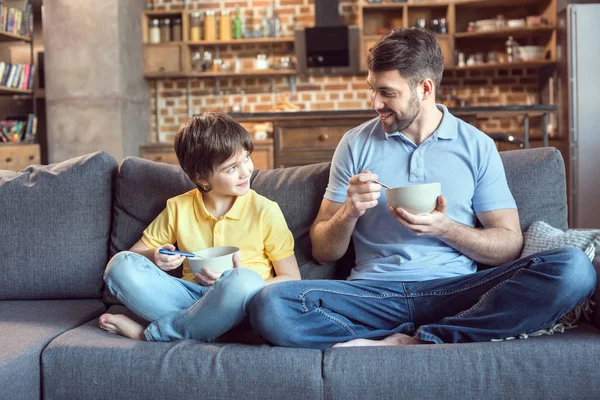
[103,251,265,342]
[248,247,596,349]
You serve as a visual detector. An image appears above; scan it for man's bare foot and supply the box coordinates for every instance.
[332,333,428,348]
[98,313,147,341]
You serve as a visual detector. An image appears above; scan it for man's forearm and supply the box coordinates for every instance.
[310,204,358,263]
[440,220,523,266]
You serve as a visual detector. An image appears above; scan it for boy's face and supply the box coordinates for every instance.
[207,149,254,197]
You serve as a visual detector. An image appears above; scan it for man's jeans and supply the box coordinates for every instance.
[249,247,596,349]
[104,251,265,342]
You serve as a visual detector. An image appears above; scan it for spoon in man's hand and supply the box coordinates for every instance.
[373,180,390,189]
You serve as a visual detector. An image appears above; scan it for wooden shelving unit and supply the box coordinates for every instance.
[141,9,297,89]
[358,0,557,71]
[0,1,39,170]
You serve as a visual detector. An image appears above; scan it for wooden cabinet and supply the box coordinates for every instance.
[140,139,274,171]
[0,143,41,171]
[273,117,371,168]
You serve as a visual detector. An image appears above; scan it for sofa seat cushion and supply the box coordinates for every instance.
[0,300,106,400]
[42,305,324,400]
[322,324,600,400]
[0,151,118,299]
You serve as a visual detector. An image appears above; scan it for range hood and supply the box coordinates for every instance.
[295,0,360,74]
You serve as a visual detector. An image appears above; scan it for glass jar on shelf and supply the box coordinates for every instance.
[171,18,182,42]
[149,19,160,44]
[160,19,171,42]
[204,10,217,41]
[191,51,202,72]
[220,10,232,41]
[190,11,202,41]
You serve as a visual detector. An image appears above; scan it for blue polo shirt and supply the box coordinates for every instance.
[325,104,517,282]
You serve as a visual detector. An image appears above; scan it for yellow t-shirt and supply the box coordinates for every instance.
[141,189,295,282]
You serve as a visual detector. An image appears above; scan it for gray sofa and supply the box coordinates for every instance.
[1,147,599,400]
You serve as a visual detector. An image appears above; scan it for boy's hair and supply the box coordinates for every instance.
[174,112,254,193]
[367,27,444,92]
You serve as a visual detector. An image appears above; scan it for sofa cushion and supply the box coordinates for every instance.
[110,157,195,258]
[521,221,599,259]
[500,147,568,232]
[0,300,105,400]
[322,324,600,400]
[0,152,118,299]
[42,305,324,400]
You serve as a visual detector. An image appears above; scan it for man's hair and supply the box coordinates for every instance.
[367,27,444,91]
[174,112,253,193]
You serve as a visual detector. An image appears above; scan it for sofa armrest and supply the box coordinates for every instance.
[592,255,600,329]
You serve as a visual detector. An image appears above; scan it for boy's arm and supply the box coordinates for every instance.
[129,240,184,271]
[266,254,301,285]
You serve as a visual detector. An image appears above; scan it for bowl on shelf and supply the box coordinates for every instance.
[517,46,546,61]
[507,19,526,28]
[473,19,497,31]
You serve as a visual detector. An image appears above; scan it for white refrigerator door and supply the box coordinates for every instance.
[569,4,600,228]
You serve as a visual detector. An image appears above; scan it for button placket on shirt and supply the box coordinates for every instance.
[408,138,434,183]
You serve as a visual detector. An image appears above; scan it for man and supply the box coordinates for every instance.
[248,28,595,349]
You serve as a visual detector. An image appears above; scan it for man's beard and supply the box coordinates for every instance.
[383,91,421,133]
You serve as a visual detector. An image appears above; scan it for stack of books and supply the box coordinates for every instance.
[0,1,33,38]
[0,114,36,143]
[0,62,34,90]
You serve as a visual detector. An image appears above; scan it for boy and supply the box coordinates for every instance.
[99,112,300,342]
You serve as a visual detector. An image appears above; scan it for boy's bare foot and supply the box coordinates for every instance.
[332,333,428,348]
[98,313,147,341]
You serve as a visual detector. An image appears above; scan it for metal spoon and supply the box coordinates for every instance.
[373,180,390,189]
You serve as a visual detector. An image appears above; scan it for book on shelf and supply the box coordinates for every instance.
[0,61,35,90]
[0,113,36,143]
[0,1,32,38]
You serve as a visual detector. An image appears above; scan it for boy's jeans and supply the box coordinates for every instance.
[104,251,265,342]
[249,247,596,349]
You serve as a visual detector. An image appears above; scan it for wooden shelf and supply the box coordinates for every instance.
[406,1,451,7]
[362,3,407,10]
[144,69,297,79]
[142,10,183,16]
[455,0,548,7]
[143,41,183,47]
[450,59,556,70]
[0,86,33,95]
[455,26,555,39]
[187,37,295,46]
[0,30,32,42]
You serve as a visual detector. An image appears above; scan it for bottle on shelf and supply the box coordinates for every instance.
[271,7,281,38]
[220,10,232,41]
[149,19,160,44]
[205,10,217,41]
[190,11,202,41]
[233,5,243,40]
[261,6,271,38]
[160,19,171,42]
[505,36,518,63]
[172,18,182,42]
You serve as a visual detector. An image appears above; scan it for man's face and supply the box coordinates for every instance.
[367,70,421,134]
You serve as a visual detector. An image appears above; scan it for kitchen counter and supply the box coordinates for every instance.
[231,105,558,148]
[230,105,557,120]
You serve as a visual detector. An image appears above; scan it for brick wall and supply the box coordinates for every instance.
[148,0,540,143]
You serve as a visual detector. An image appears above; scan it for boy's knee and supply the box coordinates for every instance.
[104,251,145,283]
[217,268,266,301]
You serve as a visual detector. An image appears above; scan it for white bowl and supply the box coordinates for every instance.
[188,246,240,275]
[385,182,441,215]
[474,19,497,31]
[517,46,545,61]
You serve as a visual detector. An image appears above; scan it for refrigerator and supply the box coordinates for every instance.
[557,3,600,228]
